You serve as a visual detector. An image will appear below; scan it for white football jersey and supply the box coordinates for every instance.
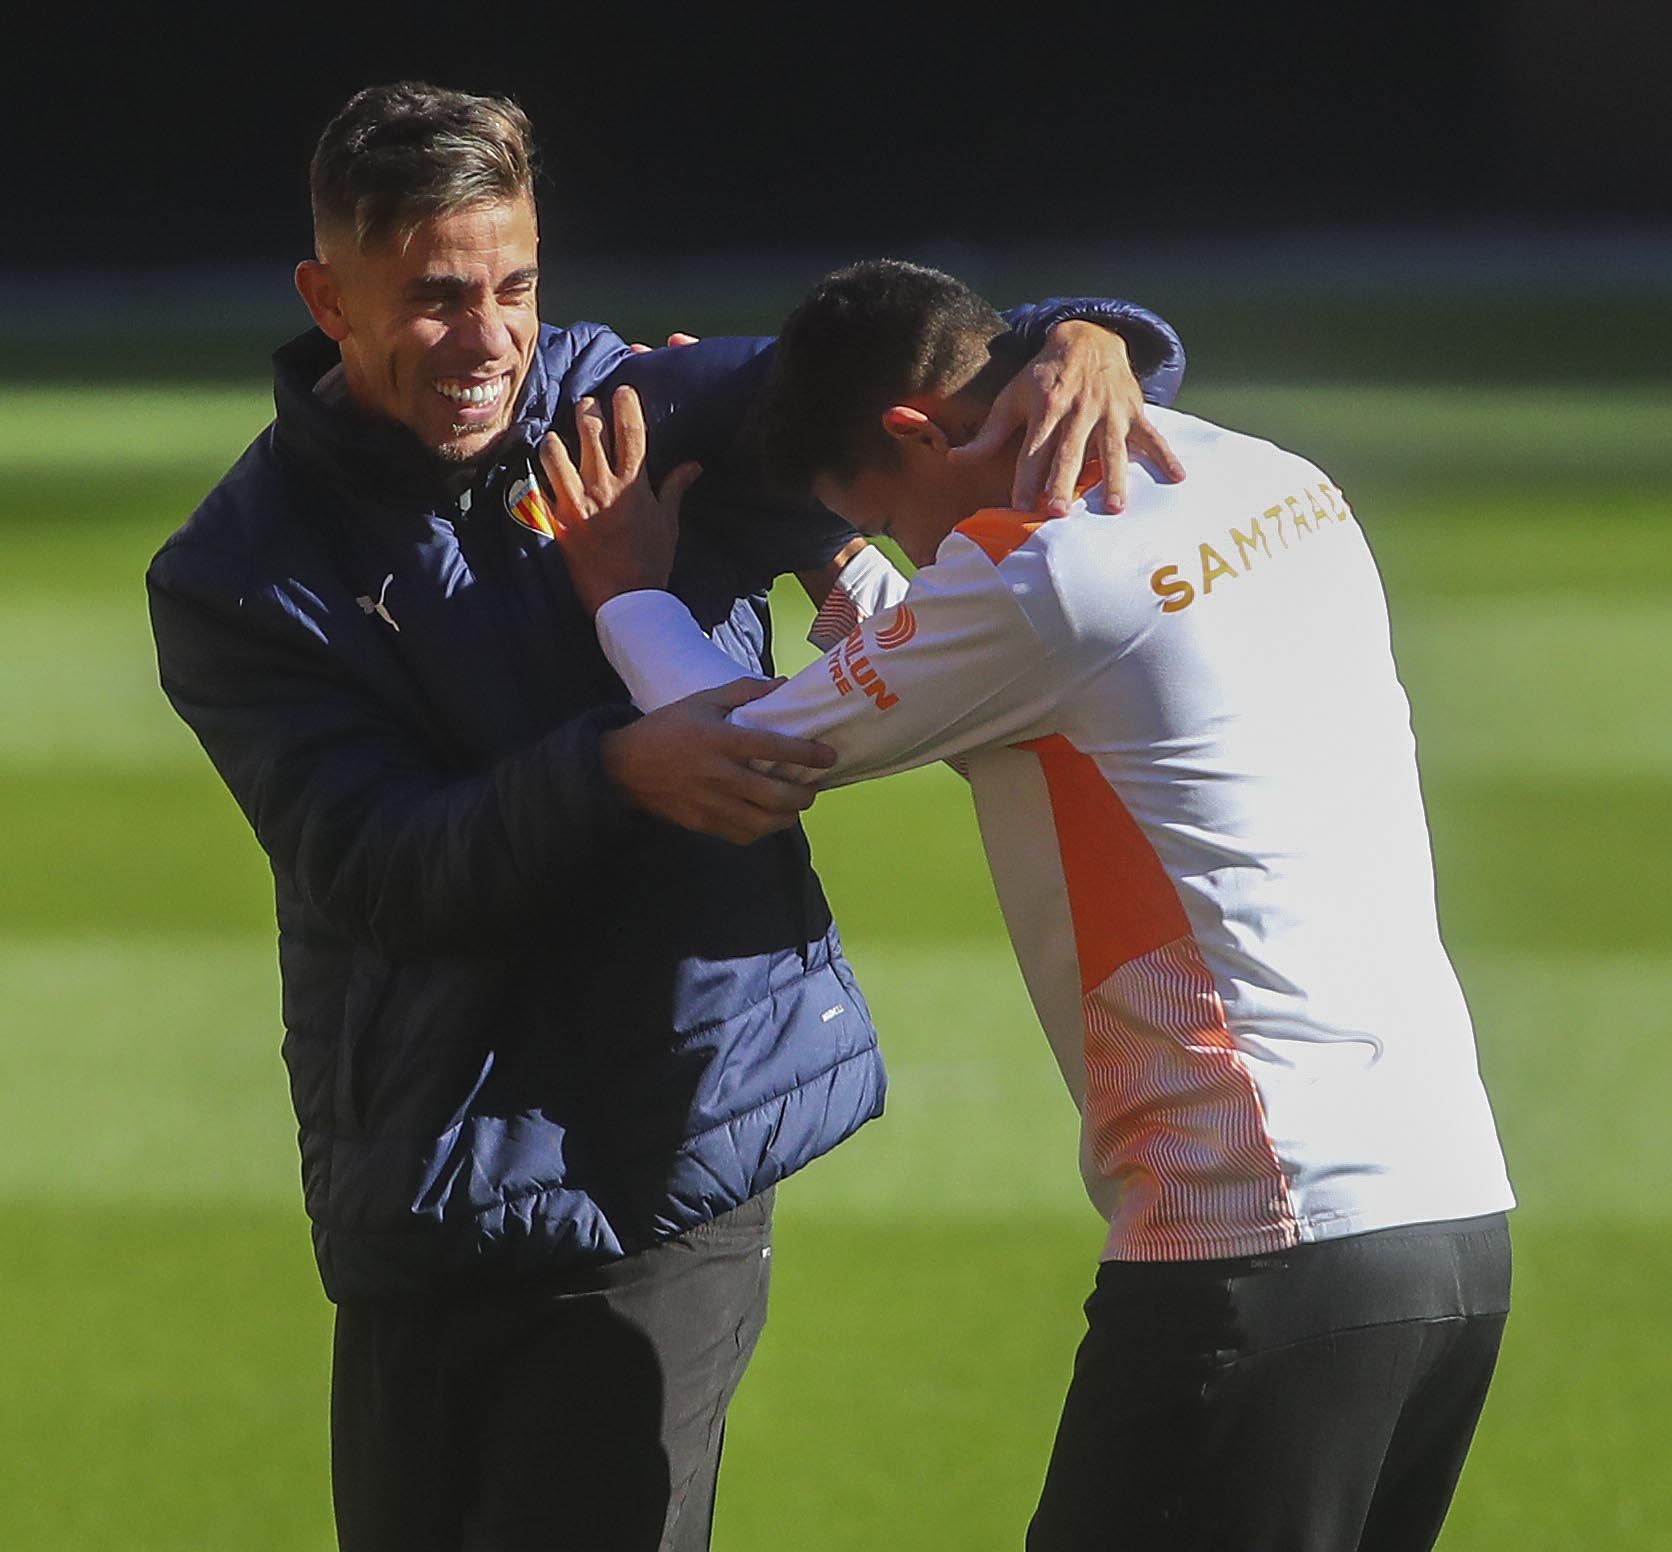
[597,407,1514,1260]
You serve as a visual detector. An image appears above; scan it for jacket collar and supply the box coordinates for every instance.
[270,327,564,513]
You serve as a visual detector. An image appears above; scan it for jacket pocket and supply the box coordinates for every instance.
[333,949,393,1137]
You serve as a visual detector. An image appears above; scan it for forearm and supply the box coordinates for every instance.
[593,537,913,711]
[1001,299,1186,404]
[595,591,762,712]
[595,546,1056,793]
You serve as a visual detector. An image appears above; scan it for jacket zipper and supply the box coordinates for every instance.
[450,483,551,729]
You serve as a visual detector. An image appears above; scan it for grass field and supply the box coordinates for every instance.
[2,379,1669,1549]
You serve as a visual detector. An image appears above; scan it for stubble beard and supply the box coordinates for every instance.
[432,413,510,469]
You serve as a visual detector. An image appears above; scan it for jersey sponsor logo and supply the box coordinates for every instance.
[1150,481,1352,614]
[827,624,900,711]
[873,603,918,650]
[505,471,558,538]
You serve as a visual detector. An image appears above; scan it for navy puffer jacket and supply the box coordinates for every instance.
[147,306,1183,1301]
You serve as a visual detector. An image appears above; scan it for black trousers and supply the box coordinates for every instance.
[330,1189,773,1552]
[1028,1214,1511,1552]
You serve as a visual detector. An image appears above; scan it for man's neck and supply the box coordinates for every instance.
[941,393,1026,511]
[314,358,489,495]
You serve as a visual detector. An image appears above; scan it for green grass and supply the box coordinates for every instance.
[1,381,1669,1548]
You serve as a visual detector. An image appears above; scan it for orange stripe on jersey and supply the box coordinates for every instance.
[1084,935,1297,1258]
[955,509,1043,565]
[1017,734,1188,994]
[1021,732,1296,1252]
[954,460,1100,565]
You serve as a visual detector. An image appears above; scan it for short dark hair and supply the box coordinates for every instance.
[309,82,537,253]
[759,259,1020,493]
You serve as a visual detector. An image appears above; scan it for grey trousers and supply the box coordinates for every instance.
[330,1189,774,1552]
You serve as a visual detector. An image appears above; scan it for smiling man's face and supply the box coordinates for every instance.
[297,195,541,465]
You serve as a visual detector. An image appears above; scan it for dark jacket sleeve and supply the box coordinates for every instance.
[1001,298,1187,405]
[147,536,636,959]
[599,297,1188,583]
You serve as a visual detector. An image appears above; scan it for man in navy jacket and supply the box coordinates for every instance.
[146,82,1186,1551]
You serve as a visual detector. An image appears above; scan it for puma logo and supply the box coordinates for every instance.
[355,574,400,633]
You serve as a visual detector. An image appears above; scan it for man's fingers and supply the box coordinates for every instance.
[701,675,784,710]
[677,774,809,844]
[1010,384,1073,512]
[683,678,840,769]
[604,699,826,845]
[1038,408,1099,517]
[726,766,820,813]
[1099,426,1131,515]
[612,385,647,480]
[666,332,699,347]
[1133,414,1187,483]
[575,397,611,490]
[946,398,1022,467]
[721,721,838,771]
[685,742,821,842]
[1010,432,1055,513]
[538,432,587,519]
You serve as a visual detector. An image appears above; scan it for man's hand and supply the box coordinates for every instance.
[601,679,837,844]
[628,332,701,352]
[948,320,1186,516]
[540,385,702,615]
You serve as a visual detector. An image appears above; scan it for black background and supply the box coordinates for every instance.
[14,1,1670,271]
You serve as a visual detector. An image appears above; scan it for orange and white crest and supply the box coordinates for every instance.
[506,473,558,538]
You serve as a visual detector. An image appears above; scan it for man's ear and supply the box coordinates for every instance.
[295,260,350,342]
[881,404,951,455]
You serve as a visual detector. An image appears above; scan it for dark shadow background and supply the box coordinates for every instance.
[9,1,1669,385]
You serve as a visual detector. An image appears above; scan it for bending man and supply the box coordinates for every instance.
[552,259,1515,1552]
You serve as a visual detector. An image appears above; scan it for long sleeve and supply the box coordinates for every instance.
[1000,297,1186,403]
[596,530,1069,789]
[147,537,636,958]
[592,542,911,712]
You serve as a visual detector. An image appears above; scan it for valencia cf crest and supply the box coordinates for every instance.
[506,470,558,538]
